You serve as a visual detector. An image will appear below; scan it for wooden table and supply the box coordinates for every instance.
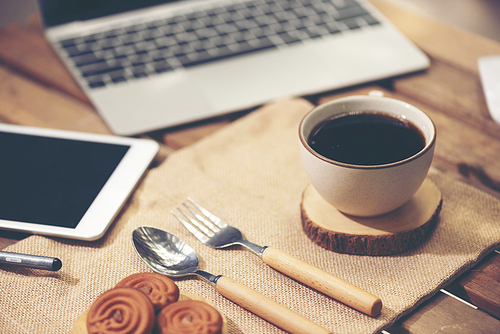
[1,1,499,332]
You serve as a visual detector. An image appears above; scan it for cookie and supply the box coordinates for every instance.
[156,300,223,334]
[116,272,180,311]
[86,287,155,334]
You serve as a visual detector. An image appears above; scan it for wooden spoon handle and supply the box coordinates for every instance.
[215,276,331,334]
[262,247,382,317]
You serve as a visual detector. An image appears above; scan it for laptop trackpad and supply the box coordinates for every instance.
[92,73,212,134]
[187,47,337,112]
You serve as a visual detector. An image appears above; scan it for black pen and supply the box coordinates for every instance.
[0,251,62,271]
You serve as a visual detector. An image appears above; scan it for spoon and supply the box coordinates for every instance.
[132,226,331,334]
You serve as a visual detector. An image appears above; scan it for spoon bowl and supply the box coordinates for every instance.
[133,226,218,283]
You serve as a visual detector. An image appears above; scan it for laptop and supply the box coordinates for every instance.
[37,0,429,135]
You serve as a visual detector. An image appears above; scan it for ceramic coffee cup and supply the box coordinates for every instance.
[299,93,436,217]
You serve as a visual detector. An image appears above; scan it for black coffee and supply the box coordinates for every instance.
[308,112,425,165]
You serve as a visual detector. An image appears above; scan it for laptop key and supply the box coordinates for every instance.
[104,28,125,38]
[153,60,173,73]
[126,23,147,34]
[362,14,380,25]
[60,38,77,48]
[323,21,342,34]
[84,33,104,43]
[120,33,142,45]
[86,74,106,88]
[305,26,323,39]
[340,18,361,30]
[113,45,136,58]
[132,65,149,78]
[334,0,361,9]
[73,54,104,67]
[99,39,120,51]
[109,69,127,82]
[336,5,368,20]
[88,81,106,88]
[64,45,94,57]
[81,62,125,77]
[278,31,302,44]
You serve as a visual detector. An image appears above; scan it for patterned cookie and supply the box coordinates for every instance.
[116,272,180,311]
[156,300,223,334]
[86,287,155,334]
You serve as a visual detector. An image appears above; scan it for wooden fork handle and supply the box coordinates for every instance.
[261,247,382,317]
[216,276,331,334]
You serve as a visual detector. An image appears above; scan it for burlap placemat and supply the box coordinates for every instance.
[1,98,500,334]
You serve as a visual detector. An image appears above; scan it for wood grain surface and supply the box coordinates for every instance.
[1,1,500,333]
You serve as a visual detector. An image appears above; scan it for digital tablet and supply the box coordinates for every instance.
[0,124,159,241]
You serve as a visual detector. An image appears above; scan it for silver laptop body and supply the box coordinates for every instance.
[38,0,429,135]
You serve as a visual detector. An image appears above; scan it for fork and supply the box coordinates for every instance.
[172,197,382,317]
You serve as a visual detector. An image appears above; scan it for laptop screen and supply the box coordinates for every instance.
[39,0,180,27]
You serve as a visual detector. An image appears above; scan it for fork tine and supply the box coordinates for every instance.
[178,206,216,235]
[171,209,212,243]
[187,197,227,228]
[182,202,220,234]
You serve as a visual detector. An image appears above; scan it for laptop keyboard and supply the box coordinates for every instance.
[58,0,380,89]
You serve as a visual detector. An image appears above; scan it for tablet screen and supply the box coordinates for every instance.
[0,132,130,229]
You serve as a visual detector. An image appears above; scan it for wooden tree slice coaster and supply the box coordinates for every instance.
[301,178,442,256]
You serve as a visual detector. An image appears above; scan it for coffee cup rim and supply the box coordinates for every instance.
[299,95,437,170]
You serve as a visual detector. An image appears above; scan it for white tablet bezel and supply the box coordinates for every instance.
[0,123,159,241]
